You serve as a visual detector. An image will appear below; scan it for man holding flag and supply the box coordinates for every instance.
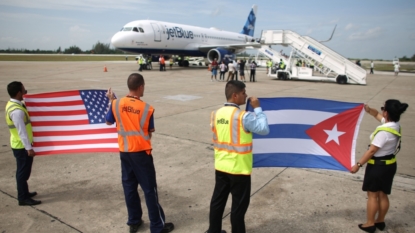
[207,80,269,233]
[5,81,41,206]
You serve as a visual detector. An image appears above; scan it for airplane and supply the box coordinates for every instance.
[110,5,261,65]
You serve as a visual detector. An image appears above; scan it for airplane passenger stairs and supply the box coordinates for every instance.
[256,46,289,71]
[258,30,367,85]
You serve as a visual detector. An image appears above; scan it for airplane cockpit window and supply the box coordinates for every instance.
[133,27,139,32]
[139,27,144,33]
[123,27,132,31]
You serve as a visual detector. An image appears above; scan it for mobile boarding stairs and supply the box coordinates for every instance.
[256,30,367,85]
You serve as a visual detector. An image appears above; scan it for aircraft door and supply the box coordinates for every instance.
[151,23,161,42]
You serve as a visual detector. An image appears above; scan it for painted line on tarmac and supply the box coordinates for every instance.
[0,189,83,233]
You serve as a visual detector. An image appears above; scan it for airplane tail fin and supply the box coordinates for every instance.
[240,5,257,36]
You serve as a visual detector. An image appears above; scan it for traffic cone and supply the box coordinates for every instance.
[104,66,108,72]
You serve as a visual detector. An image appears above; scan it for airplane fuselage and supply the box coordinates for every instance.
[111,20,255,56]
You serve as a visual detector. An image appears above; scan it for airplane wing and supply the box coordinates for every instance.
[198,42,262,52]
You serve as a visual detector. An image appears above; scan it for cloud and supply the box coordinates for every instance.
[0,36,24,43]
[348,27,382,40]
[345,23,360,31]
[70,25,90,33]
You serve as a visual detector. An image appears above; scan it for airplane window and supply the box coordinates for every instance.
[123,27,132,31]
[133,27,139,32]
[139,28,144,33]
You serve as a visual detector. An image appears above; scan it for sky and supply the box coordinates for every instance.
[0,0,414,60]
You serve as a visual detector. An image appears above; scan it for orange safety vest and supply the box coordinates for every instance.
[112,97,154,152]
[160,57,165,64]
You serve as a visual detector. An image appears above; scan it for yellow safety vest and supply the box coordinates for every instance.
[5,101,33,149]
[211,106,253,175]
[368,126,401,165]
[267,61,272,67]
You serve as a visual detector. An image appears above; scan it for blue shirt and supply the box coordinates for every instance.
[224,103,269,135]
[105,102,154,131]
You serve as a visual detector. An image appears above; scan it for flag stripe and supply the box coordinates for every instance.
[24,92,81,101]
[32,120,91,126]
[32,124,114,132]
[33,127,116,136]
[34,133,118,142]
[35,148,119,156]
[259,97,361,112]
[253,138,330,156]
[264,110,336,125]
[31,115,89,121]
[26,100,84,107]
[34,138,118,147]
[253,153,347,171]
[28,110,87,116]
[28,105,87,111]
[254,124,311,139]
[34,143,119,153]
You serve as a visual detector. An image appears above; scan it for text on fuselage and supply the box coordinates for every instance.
[166,26,194,40]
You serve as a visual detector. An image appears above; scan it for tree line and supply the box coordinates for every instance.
[0,41,125,54]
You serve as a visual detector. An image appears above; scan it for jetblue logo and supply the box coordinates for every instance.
[265,50,273,56]
[217,118,229,124]
[122,106,140,114]
[166,26,194,40]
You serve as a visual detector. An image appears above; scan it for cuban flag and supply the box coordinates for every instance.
[246,97,365,171]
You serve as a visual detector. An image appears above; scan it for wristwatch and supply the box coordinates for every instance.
[357,162,363,167]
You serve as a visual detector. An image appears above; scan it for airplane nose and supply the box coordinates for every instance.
[111,32,123,48]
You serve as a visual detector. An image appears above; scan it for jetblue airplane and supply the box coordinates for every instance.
[110,5,260,63]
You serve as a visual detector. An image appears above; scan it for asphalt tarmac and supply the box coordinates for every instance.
[0,61,414,233]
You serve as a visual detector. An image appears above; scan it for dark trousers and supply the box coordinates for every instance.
[220,71,226,80]
[139,64,143,71]
[234,71,238,81]
[208,170,251,233]
[250,70,256,82]
[120,151,165,233]
[370,68,374,74]
[12,148,33,201]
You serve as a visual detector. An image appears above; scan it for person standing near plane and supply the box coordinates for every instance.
[394,63,400,76]
[159,55,166,71]
[239,60,246,82]
[207,80,269,233]
[211,58,218,82]
[6,81,41,206]
[266,59,272,74]
[249,61,257,82]
[169,57,174,70]
[219,61,227,82]
[233,60,239,81]
[370,61,374,74]
[106,74,174,233]
[138,56,144,72]
[147,56,153,70]
[226,61,235,81]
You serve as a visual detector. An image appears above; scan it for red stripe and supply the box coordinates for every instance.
[26,100,84,107]
[35,148,119,156]
[29,110,87,116]
[31,120,90,126]
[33,128,117,136]
[34,138,118,147]
[25,90,80,99]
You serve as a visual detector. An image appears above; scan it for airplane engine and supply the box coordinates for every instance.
[207,48,236,63]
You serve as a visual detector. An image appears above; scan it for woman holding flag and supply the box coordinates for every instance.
[351,99,408,233]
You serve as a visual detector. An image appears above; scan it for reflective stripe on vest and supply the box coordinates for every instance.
[113,97,153,152]
[368,126,401,165]
[212,106,253,175]
[5,101,33,149]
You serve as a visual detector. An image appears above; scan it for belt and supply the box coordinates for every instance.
[367,155,396,166]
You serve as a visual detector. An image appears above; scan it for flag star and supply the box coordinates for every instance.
[99,119,102,122]
[323,124,345,145]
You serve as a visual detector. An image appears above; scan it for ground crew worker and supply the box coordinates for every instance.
[266,59,272,74]
[138,56,144,71]
[6,81,41,206]
[207,80,269,233]
[105,73,174,233]
[279,59,285,70]
[147,56,153,70]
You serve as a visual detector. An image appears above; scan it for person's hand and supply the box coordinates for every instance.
[106,88,115,101]
[350,164,359,174]
[249,97,260,109]
[27,149,35,157]
[364,104,371,113]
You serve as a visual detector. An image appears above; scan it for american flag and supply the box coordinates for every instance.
[24,90,119,155]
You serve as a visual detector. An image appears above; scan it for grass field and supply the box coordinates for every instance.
[1,54,414,72]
